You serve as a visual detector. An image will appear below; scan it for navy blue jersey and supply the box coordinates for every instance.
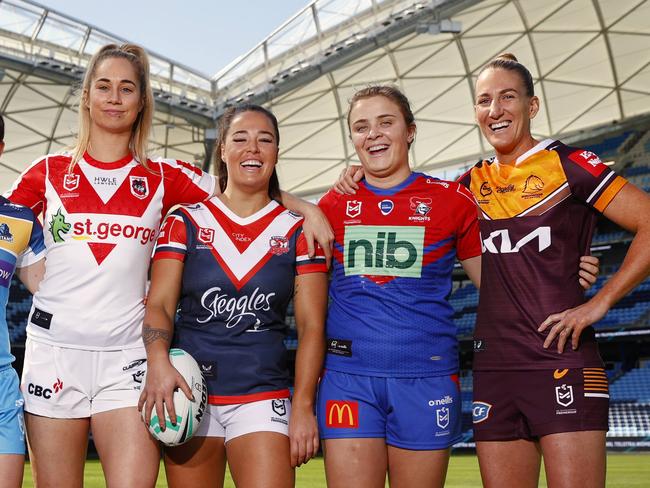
[154,197,327,404]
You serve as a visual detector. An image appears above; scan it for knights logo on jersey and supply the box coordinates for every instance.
[346,200,362,218]
[0,223,13,242]
[129,176,149,199]
[198,228,214,244]
[63,174,80,192]
[269,235,289,255]
[409,197,432,221]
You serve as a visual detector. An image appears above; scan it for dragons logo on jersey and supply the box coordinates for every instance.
[269,236,289,255]
[129,176,149,199]
[49,208,71,243]
[0,223,13,242]
[344,225,424,278]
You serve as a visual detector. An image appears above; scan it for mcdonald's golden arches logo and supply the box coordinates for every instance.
[325,400,359,428]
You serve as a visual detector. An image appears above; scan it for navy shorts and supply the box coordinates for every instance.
[0,366,25,455]
[317,370,461,450]
[472,368,609,441]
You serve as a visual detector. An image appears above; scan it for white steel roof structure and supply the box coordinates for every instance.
[2,0,650,197]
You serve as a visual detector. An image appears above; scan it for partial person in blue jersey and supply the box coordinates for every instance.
[0,114,46,488]
[139,105,328,488]
[317,86,483,488]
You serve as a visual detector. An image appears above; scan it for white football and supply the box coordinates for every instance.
[142,348,208,446]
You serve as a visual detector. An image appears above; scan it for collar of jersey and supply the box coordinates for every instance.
[493,138,554,166]
[82,151,134,170]
[209,196,280,225]
[362,171,419,196]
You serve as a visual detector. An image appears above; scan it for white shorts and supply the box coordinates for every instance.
[21,338,147,418]
[196,398,291,443]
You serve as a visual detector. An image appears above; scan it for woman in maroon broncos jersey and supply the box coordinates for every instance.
[466,53,650,488]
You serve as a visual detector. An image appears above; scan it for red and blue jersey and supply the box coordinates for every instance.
[319,172,481,377]
[153,197,327,405]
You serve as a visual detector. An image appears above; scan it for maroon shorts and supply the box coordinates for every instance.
[472,368,609,441]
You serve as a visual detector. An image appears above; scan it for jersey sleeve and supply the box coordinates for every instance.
[453,183,482,261]
[4,157,48,216]
[160,159,216,214]
[153,210,190,262]
[16,212,46,268]
[317,188,342,221]
[557,145,627,213]
[295,227,328,275]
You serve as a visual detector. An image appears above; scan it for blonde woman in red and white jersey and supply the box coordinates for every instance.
[5,44,332,488]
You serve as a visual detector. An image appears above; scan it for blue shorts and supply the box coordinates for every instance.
[317,370,461,450]
[0,366,25,455]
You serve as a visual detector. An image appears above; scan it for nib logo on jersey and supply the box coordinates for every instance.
[47,206,157,264]
[27,378,63,399]
[344,225,424,280]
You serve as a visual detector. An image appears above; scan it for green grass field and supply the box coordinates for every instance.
[22,453,650,487]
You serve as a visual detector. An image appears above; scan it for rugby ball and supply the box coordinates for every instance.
[143,348,208,446]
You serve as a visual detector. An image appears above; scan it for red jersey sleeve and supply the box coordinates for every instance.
[453,183,482,261]
[4,157,48,216]
[317,188,343,221]
[295,227,328,275]
[153,211,189,262]
[159,159,216,214]
[556,143,627,213]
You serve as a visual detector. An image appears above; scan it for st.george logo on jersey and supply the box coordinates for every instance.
[130,176,149,199]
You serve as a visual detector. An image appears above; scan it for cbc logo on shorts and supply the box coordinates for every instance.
[27,378,64,399]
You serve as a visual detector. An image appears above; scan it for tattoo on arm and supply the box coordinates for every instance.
[294,282,300,298]
[142,326,171,346]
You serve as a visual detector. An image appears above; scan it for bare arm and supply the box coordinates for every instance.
[288,271,328,468]
[16,258,45,294]
[460,255,482,288]
[539,183,650,352]
[138,259,192,430]
[281,191,334,265]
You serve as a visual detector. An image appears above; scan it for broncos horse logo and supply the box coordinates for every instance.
[48,208,71,243]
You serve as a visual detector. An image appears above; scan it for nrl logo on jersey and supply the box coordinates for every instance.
[269,235,289,255]
[198,228,214,244]
[63,174,80,192]
[129,176,149,199]
[346,200,362,218]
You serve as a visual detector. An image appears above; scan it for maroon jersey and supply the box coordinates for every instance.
[458,139,627,371]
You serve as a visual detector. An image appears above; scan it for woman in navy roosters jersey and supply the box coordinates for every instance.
[139,104,328,488]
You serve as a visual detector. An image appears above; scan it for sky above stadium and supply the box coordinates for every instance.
[39,0,308,76]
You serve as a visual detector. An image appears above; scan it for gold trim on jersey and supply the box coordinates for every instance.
[0,215,32,255]
[594,176,626,213]
[470,150,569,220]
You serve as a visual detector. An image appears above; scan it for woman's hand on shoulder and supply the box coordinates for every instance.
[288,402,319,468]
[334,165,364,194]
[137,355,193,433]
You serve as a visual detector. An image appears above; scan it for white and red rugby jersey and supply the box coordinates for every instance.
[5,152,215,350]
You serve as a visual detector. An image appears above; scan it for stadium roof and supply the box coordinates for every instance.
[2,0,650,196]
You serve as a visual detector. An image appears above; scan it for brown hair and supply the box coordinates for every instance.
[478,52,535,97]
[215,104,281,202]
[347,85,416,148]
[72,43,154,169]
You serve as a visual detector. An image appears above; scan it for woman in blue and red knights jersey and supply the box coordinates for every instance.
[139,104,329,488]
[458,53,650,488]
[4,44,332,488]
[318,86,483,488]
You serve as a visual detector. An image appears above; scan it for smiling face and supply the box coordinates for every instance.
[348,95,415,188]
[220,110,279,194]
[86,56,143,138]
[474,67,539,163]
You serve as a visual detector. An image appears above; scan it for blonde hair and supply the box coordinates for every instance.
[71,43,154,169]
